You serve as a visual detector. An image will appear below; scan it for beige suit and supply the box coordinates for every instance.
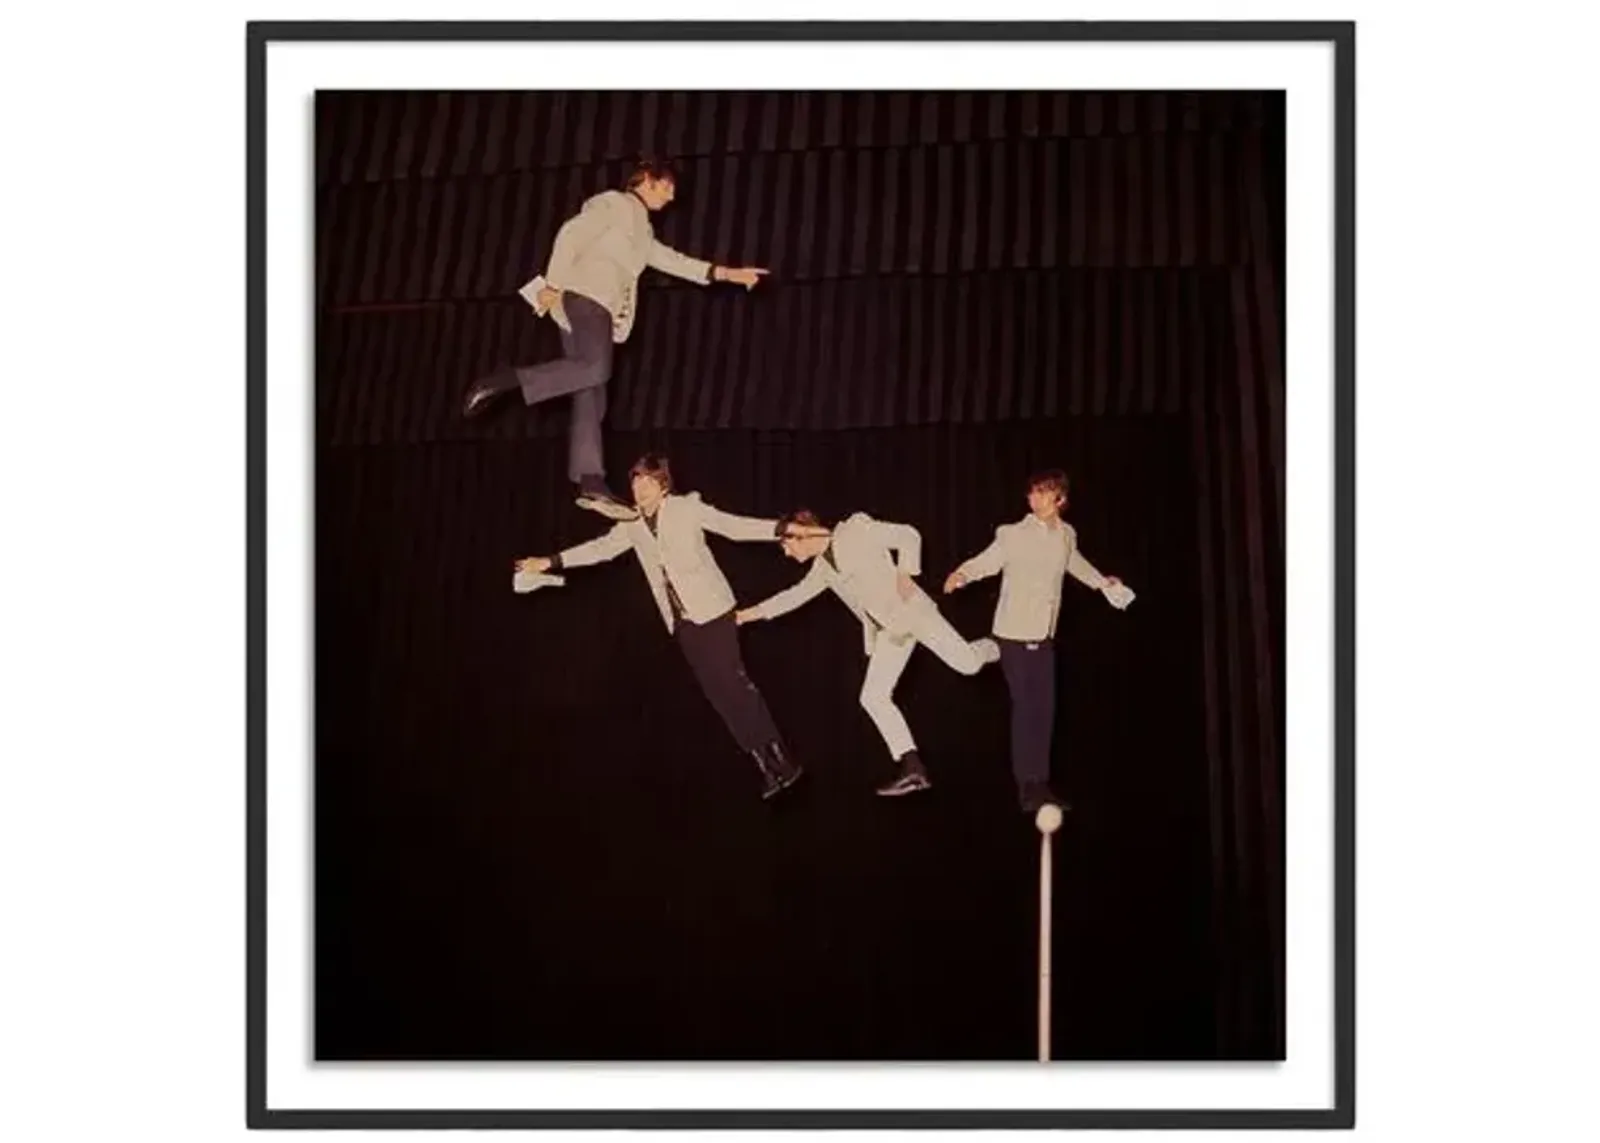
[745,513,927,654]
[541,190,713,343]
[559,492,776,632]
[955,515,1109,641]
[745,513,999,759]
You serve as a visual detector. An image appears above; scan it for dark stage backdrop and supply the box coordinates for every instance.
[314,91,1284,1060]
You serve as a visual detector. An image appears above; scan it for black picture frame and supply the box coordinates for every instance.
[247,19,1354,1129]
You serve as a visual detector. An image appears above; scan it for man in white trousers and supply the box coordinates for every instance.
[736,510,1001,797]
[944,470,1130,814]
[515,454,802,800]
[463,158,770,519]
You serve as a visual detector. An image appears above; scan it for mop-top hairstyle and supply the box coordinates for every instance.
[1027,469,1069,502]
[625,156,677,190]
[774,508,827,540]
[627,453,674,494]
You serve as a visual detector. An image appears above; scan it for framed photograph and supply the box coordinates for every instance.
[249,19,1353,1129]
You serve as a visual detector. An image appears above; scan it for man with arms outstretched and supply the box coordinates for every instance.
[944,470,1131,813]
[516,455,801,800]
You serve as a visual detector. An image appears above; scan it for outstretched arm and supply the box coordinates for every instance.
[645,239,714,285]
[1066,548,1112,591]
[945,529,1006,593]
[514,523,632,577]
[694,495,780,543]
[736,561,831,624]
[1064,526,1114,592]
[647,239,771,290]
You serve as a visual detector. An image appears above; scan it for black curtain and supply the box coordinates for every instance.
[315,90,1284,1060]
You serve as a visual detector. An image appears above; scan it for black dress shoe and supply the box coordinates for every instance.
[766,740,804,792]
[748,741,803,800]
[573,476,639,521]
[876,751,931,797]
[748,746,783,800]
[462,379,509,419]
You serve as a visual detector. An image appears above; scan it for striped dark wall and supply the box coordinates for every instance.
[316,90,1266,187]
[319,269,1236,445]
[317,133,1258,305]
[315,91,1278,440]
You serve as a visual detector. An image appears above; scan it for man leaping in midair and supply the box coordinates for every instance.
[736,509,1001,797]
[515,454,802,800]
[464,158,769,519]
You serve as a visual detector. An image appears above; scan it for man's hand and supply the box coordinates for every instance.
[515,556,552,575]
[718,266,770,291]
[734,608,756,626]
[897,573,918,601]
[1100,576,1136,611]
[536,285,562,311]
[943,570,968,595]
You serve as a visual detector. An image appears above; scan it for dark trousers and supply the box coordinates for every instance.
[513,292,614,483]
[998,638,1057,786]
[675,612,782,752]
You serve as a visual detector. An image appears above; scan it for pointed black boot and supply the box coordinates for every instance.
[748,746,785,800]
[764,740,803,793]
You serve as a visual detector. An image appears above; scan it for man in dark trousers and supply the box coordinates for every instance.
[944,470,1132,813]
[464,159,769,520]
[515,454,801,800]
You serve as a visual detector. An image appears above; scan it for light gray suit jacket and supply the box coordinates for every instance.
[744,513,927,654]
[559,492,776,631]
[956,515,1108,641]
[542,190,712,343]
